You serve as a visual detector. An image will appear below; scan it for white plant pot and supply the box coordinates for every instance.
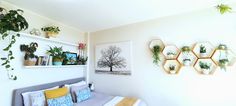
[200,53,207,57]
[183,60,191,66]
[169,70,176,74]
[202,69,210,74]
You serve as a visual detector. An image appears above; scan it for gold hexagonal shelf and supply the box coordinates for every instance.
[149,39,165,52]
[192,42,215,58]
[212,49,236,68]
[177,47,198,66]
[194,58,217,75]
[162,45,180,59]
[163,60,181,74]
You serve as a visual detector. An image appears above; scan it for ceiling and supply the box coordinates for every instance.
[3,0,236,32]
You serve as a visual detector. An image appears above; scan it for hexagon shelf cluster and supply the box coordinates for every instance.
[149,40,236,75]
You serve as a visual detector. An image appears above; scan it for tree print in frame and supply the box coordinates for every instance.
[95,41,132,75]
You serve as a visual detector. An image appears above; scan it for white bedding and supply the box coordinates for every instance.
[104,96,145,106]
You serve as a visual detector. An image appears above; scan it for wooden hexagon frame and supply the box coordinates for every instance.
[163,59,181,74]
[192,42,215,58]
[194,58,217,75]
[162,44,180,60]
[177,46,198,66]
[211,49,236,67]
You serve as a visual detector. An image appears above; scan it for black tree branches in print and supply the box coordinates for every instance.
[97,46,126,71]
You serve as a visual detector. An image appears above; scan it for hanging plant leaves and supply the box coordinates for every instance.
[0,7,28,80]
[216,4,232,14]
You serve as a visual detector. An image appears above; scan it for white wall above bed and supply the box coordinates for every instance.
[0,1,86,106]
[89,4,236,106]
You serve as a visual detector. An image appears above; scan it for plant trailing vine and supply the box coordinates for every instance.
[0,7,28,80]
[216,4,233,14]
[152,45,161,65]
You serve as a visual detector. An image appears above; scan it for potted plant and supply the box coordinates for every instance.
[77,56,88,65]
[200,45,207,57]
[47,46,65,65]
[199,61,211,74]
[20,42,38,66]
[219,59,229,70]
[152,45,161,65]
[0,7,28,80]
[181,46,191,66]
[218,44,227,50]
[167,51,176,59]
[169,65,176,74]
[41,26,60,38]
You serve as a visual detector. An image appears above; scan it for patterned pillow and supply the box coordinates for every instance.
[75,87,91,102]
[47,93,73,106]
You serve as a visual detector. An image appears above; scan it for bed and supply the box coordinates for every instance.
[12,77,147,106]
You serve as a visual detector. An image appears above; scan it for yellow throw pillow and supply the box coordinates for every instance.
[44,87,68,99]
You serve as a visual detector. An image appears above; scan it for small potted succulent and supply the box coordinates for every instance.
[167,51,176,59]
[169,65,176,74]
[152,45,161,65]
[181,46,191,66]
[199,61,211,74]
[20,42,38,66]
[47,46,65,65]
[218,44,227,50]
[77,56,88,65]
[41,26,60,38]
[200,45,207,57]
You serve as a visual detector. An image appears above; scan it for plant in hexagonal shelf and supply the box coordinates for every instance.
[199,61,211,74]
[181,46,192,66]
[218,44,229,70]
[200,45,207,57]
[169,64,176,74]
[152,45,161,65]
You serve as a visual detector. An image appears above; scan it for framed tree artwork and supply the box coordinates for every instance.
[95,41,132,75]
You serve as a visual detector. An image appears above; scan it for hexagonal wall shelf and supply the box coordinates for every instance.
[193,42,215,58]
[212,49,236,67]
[149,39,165,51]
[163,60,181,74]
[194,59,217,75]
[163,45,180,59]
[177,51,198,66]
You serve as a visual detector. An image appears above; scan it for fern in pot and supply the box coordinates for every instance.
[47,46,65,65]
[20,42,38,66]
[181,46,191,66]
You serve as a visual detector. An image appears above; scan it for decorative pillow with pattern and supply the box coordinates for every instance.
[75,87,91,103]
[47,93,73,106]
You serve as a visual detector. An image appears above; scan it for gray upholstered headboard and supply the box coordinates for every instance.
[12,77,85,106]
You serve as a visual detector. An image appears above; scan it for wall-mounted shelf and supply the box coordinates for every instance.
[19,32,78,47]
[24,65,87,68]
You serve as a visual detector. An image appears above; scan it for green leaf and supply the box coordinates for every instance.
[5,65,10,68]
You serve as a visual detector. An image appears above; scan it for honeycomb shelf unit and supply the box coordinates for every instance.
[162,45,180,60]
[192,42,215,58]
[163,59,181,74]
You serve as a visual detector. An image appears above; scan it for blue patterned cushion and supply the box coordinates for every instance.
[76,87,91,102]
[47,93,73,106]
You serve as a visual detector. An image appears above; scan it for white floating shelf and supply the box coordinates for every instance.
[24,65,87,68]
[19,32,78,47]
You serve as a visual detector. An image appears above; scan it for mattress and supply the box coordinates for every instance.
[74,92,147,106]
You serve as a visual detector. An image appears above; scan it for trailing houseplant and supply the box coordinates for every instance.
[20,42,38,66]
[219,59,229,70]
[0,7,28,80]
[41,26,60,38]
[152,45,161,65]
[218,44,227,50]
[47,46,65,65]
[167,51,176,59]
[199,61,211,74]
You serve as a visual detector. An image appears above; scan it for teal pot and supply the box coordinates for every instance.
[53,61,63,65]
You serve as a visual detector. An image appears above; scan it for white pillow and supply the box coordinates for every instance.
[22,86,58,106]
[65,81,87,89]
[29,91,45,106]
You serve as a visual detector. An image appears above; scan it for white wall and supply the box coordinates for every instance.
[89,5,236,106]
[0,1,86,106]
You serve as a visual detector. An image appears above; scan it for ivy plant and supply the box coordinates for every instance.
[0,7,28,80]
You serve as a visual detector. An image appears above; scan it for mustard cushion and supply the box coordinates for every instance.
[44,87,68,99]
